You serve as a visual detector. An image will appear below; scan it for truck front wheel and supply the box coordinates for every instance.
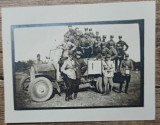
[29,77,53,102]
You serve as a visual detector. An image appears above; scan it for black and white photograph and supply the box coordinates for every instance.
[13,21,144,109]
[2,1,155,123]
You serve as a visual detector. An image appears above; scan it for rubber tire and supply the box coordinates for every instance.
[29,77,53,102]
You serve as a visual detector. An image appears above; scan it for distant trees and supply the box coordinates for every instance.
[131,60,141,71]
[15,60,34,72]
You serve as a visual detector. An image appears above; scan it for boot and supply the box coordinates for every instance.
[74,93,77,99]
[68,95,73,100]
[65,96,69,101]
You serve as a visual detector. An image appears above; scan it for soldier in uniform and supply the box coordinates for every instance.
[116,36,128,57]
[81,39,92,58]
[91,42,101,59]
[34,54,43,64]
[102,35,106,42]
[95,31,101,42]
[65,25,75,37]
[106,35,116,48]
[61,50,76,101]
[119,54,134,93]
[102,47,112,58]
[98,35,107,48]
[89,28,95,38]
[73,51,87,99]
[102,54,115,95]
[108,44,118,61]
[84,28,89,36]
[116,36,129,71]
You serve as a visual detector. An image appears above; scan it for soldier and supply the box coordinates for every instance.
[108,44,118,61]
[119,54,134,93]
[61,50,76,101]
[65,25,75,37]
[98,35,107,48]
[84,28,89,36]
[116,35,129,58]
[61,35,76,59]
[81,39,92,58]
[102,47,112,58]
[89,28,95,38]
[102,54,115,95]
[91,42,101,59]
[116,36,129,70]
[106,35,116,48]
[34,54,43,64]
[102,35,106,42]
[73,51,87,99]
[95,31,101,42]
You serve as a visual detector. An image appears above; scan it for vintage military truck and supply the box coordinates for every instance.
[20,48,122,102]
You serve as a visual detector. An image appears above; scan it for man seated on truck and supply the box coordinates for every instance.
[116,35,129,59]
[106,35,116,48]
[108,44,118,61]
[73,51,87,99]
[91,42,101,59]
[61,50,76,101]
[34,54,43,64]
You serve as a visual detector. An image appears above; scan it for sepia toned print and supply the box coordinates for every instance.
[12,20,144,110]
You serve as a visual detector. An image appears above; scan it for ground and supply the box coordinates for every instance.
[15,71,141,109]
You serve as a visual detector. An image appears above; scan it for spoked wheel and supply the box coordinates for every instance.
[96,77,105,93]
[29,77,53,102]
[19,75,30,91]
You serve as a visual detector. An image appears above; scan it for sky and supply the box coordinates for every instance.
[14,23,140,62]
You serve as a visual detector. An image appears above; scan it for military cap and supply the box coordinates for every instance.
[96,31,99,33]
[103,35,106,38]
[89,28,92,31]
[119,35,122,38]
[110,35,114,38]
[84,28,88,31]
[125,54,129,57]
[68,50,73,55]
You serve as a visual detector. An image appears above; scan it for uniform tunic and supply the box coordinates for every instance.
[106,40,116,48]
[116,40,128,51]
[120,59,134,75]
[102,60,115,77]
[61,59,76,80]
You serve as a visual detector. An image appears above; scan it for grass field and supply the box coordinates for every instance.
[15,71,142,109]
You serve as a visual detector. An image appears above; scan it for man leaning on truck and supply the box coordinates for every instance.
[61,50,76,101]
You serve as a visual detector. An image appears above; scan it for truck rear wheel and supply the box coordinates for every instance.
[29,77,53,102]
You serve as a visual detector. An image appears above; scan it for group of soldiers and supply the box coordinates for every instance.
[57,26,134,101]
[58,25,129,65]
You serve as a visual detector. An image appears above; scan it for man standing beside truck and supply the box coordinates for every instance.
[73,51,87,99]
[119,54,134,93]
[61,51,76,101]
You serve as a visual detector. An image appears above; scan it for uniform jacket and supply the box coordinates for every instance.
[116,40,128,51]
[61,58,76,79]
[106,40,116,48]
[120,59,134,75]
[102,60,115,77]
[109,48,118,60]
[74,58,87,79]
